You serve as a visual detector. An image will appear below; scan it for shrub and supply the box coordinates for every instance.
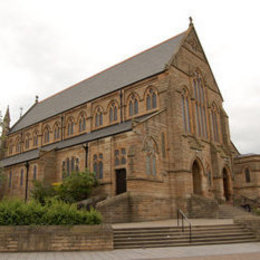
[30,180,56,205]
[0,198,102,225]
[55,169,98,203]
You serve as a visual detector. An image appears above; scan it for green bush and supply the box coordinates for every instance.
[0,199,102,225]
[30,169,98,204]
[56,169,98,203]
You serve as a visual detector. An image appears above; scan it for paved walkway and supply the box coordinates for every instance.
[0,243,260,259]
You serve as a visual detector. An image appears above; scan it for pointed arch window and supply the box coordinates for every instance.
[25,134,30,149]
[54,124,60,140]
[44,127,50,143]
[15,138,21,153]
[9,141,13,155]
[181,89,191,133]
[67,118,75,136]
[146,88,157,110]
[20,168,24,186]
[114,148,126,166]
[9,170,12,188]
[109,102,118,123]
[193,72,208,138]
[33,131,38,146]
[79,113,86,132]
[95,107,103,127]
[128,94,139,116]
[33,165,37,180]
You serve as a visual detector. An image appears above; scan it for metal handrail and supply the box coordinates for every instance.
[177,209,192,243]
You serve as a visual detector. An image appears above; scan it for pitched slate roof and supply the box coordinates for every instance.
[10,30,187,133]
[1,113,153,167]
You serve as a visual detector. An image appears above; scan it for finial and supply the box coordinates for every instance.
[20,107,23,118]
[189,16,193,26]
[35,95,39,103]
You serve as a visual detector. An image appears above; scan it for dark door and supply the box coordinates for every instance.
[116,169,127,195]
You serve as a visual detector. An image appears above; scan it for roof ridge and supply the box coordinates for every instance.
[39,30,187,104]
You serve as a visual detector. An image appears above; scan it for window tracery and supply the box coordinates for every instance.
[54,123,60,140]
[193,72,208,138]
[181,88,191,133]
[67,118,75,136]
[25,134,30,149]
[143,137,157,176]
[128,93,139,116]
[95,107,103,127]
[146,87,157,110]
[114,148,126,166]
[43,126,50,144]
[109,102,118,123]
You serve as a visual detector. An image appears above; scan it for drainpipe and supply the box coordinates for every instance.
[25,161,30,202]
[83,144,89,169]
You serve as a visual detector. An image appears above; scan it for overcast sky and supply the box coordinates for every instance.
[0,0,259,154]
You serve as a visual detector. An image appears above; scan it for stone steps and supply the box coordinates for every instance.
[113,224,258,249]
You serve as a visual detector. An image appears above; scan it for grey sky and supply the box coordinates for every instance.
[0,0,259,154]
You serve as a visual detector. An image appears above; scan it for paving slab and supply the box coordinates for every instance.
[0,242,260,260]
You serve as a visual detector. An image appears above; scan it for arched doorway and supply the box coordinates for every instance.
[192,161,202,195]
[223,168,231,201]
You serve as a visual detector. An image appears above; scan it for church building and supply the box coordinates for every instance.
[1,20,259,222]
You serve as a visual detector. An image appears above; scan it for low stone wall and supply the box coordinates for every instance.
[96,192,173,223]
[0,224,113,252]
[234,216,260,239]
[187,194,219,218]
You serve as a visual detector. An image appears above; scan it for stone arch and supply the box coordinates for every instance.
[191,158,204,195]
[222,167,232,201]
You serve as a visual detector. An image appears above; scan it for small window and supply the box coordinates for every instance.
[245,168,251,183]
[9,171,12,188]
[146,88,157,110]
[33,165,37,180]
[20,169,24,186]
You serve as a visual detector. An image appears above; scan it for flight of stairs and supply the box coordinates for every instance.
[113,224,258,249]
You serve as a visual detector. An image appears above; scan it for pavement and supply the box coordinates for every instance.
[0,243,260,259]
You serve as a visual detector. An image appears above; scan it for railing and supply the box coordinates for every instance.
[177,209,192,243]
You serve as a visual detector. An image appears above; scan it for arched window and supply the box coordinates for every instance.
[33,165,37,180]
[67,118,74,136]
[33,131,38,146]
[128,94,139,116]
[245,168,251,183]
[114,148,126,166]
[9,170,12,188]
[79,113,87,132]
[109,102,118,123]
[20,169,24,186]
[193,72,208,138]
[54,123,60,140]
[66,157,70,176]
[15,137,21,153]
[25,134,30,149]
[181,89,191,133]
[95,107,103,127]
[71,157,75,173]
[93,153,103,179]
[211,104,220,142]
[146,88,157,110]
[43,127,50,143]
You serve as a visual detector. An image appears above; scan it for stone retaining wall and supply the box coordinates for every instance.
[0,224,113,252]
